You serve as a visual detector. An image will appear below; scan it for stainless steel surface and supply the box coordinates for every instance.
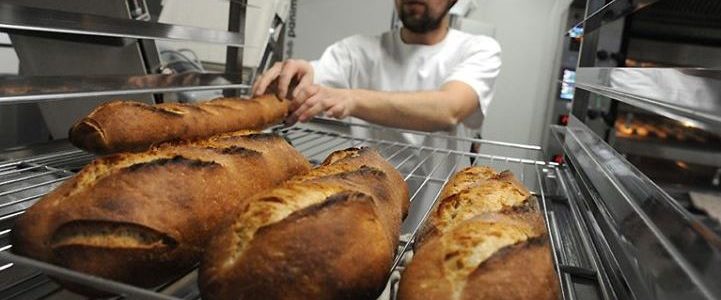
[627,38,721,68]
[574,67,721,133]
[562,116,721,300]
[0,73,250,105]
[0,3,246,47]
[0,123,569,299]
[614,137,721,167]
[5,0,157,143]
[568,0,662,36]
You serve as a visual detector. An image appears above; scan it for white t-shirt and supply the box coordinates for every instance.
[311,28,501,231]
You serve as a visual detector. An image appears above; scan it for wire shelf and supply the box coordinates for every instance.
[0,123,561,300]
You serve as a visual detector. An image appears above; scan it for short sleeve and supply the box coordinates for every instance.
[310,39,354,89]
[443,36,501,129]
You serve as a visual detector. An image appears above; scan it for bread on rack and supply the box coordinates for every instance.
[10,131,311,294]
[398,166,558,300]
[418,166,535,245]
[398,212,558,300]
[199,147,409,300]
[69,94,289,154]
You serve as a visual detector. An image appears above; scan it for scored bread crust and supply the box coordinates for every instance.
[398,213,558,300]
[199,147,409,300]
[11,132,311,292]
[419,167,534,245]
[68,95,289,154]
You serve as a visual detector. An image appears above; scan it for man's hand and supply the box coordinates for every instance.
[251,59,314,99]
[288,85,356,124]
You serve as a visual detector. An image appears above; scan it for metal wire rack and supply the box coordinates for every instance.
[0,123,561,300]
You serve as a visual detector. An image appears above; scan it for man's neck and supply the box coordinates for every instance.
[400,17,450,45]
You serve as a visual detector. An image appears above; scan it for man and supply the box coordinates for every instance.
[253,0,501,230]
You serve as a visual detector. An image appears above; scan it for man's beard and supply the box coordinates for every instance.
[399,4,448,34]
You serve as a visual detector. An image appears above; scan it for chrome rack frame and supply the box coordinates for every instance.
[559,0,721,299]
[0,3,246,47]
[0,73,250,105]
[0,122,585,300]
[0,1,259,105]
[566,0,663,37]
[572,67,721,134]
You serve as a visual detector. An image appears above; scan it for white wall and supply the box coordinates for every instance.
[289,0,393,60]
[469,0,572,148]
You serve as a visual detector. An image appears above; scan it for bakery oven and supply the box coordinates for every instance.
[1,0,721,299]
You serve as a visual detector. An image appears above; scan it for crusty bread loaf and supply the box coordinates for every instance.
[199,147,409,300]
[419,167,535,245]
[11,131,311,294]
[398,213,558,300]
[69,95,289,154]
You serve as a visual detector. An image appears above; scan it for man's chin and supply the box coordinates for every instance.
[402,24,432,34]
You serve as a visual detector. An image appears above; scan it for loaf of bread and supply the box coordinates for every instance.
[419,167,535,244]
[11,131,310,294]
[199,147,409,300]
[398,166,558,300]
[69,95,289,154]
[398,213,558,300]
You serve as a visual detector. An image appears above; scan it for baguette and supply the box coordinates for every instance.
[199,147,409,300]
[399,167,558,300]
[11,131,310,294]
[398,213,558,300]
[69,95,289,154]
[419,167,535,244]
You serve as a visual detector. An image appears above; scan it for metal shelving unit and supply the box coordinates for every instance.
[0,122,575,300]
[0,0,719,299]
[574,67,721,133]
[0,1,254,105]
[0,73,250,104]
[0,3,246,47]
[562,0,721,299]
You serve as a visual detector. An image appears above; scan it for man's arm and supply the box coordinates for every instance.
[291,81,479,132]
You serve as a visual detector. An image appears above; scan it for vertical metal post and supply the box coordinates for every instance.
[256,16,286,79]
[570,0,605,123]
[225,0,247,97]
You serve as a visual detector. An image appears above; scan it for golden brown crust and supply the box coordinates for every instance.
[399,166,558,300]
[199,147,409,300]
[202,192,393,300]
[10,132,311,293]
[419,167,533,245]
[399,213,557,300]
[461,236,559,300]
[437,166,497,201]
[68,95,290,154]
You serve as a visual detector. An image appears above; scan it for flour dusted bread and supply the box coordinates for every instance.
[399,166,558,300]
[69,95,289,154]
[199,147,409,300]
[11,131,310,293]
[398,213,558,300]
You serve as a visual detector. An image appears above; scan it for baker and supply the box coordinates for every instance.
[253,0,501,229]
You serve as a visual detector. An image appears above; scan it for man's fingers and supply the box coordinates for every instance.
[277,60,302,99]
[290,85,318,112]
[326,103,347,119]
[292,93,320,121]
[251,74,262,95]
[291,72,314,99]
[299,101,326,123]
[253,63,282,96]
